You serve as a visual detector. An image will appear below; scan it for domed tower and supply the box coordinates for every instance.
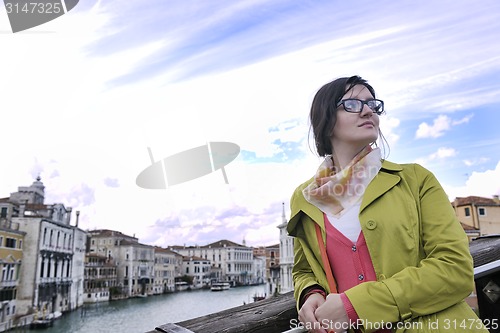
[31,176,45,204]
[277,202,294,293]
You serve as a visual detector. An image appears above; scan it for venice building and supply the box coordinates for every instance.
[181,255,211,289]
[87,229,155,298]
[253,243,280,295]
[152,247,183,294]
[171,239,255,286]
[0,199,26,331]
[452,195,500,239]
[6,178,86,317]
[83,252,117,303]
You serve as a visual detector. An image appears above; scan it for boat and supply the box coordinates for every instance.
[210,282,230,291]
[30,310,61,328]
[30,319,54,329]
[175,281,190,291]
[49,311,62,320]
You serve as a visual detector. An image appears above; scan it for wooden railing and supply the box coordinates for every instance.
[150,291,297,333]
[147,235,500,333]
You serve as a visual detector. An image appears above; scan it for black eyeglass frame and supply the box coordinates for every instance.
[336,98,385,115]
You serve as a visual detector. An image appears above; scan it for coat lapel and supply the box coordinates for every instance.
[360,160,402,213]
[288,178,325,237]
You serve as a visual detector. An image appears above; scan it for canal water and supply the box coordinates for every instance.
[26,284,269,333]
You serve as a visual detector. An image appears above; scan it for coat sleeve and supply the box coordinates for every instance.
[289,186,328,311]
[291,237,323,310]
[344,164,476,331]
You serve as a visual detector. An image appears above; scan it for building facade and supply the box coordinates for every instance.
[181,255,211,288]
[153,247,182,294]
[453,195,500,237]
[253,243,280,296]
[0,219,25,330]
[9,178,86,317]
[172,239,255,285]
[87,230,155,298]
[83,253,117,303]
[251,255,266,286]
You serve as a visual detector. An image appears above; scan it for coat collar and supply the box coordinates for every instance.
[287,178,324,237]
[287,160,402,236]
[360,160,402,213]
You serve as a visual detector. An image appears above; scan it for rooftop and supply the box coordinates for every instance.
[453,196,500,207]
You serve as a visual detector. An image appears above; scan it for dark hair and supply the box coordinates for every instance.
[309,75,387,157]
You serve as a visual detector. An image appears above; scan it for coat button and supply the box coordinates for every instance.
[366,220,377,230]
[378,274,386,280]
[358,274,364,281]
[351,245,357,252]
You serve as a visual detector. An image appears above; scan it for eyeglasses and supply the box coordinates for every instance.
[336,99,384,115]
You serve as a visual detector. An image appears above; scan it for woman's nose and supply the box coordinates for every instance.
[359,104,373,117]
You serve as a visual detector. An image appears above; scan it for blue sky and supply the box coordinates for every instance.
[1,0,499,247]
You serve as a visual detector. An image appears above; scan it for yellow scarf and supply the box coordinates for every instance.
[303,146,382,216]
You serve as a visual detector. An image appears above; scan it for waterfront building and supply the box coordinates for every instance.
[172,239,254,285]
[153,247,182,293]
[9,178,86,317]
[277,202,294,294]
[251,255,266,285]
[253,244,279,280]
[0,207,26,331]
[83,253,117,303]
[69,218,87,311]
[453,195,500,238]
[87,229,155,298]
[181,255,211,288]
[118,240,155,297]
[209,265,223,283]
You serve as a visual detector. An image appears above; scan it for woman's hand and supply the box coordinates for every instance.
[314,293,349,333]
[298,293,328,333]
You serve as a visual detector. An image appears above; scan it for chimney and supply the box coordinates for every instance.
[19,200,27,216]
[67,207,73,224]
[75,211,80,227]
[493,195,500,204]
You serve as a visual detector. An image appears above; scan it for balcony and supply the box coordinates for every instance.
[0,280,18,288]
[0,220,20,230]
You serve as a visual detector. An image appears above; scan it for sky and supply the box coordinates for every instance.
[1,0,500,248]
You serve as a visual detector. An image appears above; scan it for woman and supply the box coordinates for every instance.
[287,75,487,333]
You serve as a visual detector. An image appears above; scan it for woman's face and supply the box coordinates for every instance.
[330,84,380,152]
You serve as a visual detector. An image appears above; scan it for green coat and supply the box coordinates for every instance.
[287,160,487,332]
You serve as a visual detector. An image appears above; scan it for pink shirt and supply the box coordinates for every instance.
[325,214,391,333]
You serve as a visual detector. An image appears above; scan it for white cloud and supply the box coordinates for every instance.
[415,115,451,139]
[452,114,474,125]
[380,115,400,147]
[463,157,490,167]
[415,114,474,139]
[444,161,500,199]
[414,147,458,167]
[430,147,457,160]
